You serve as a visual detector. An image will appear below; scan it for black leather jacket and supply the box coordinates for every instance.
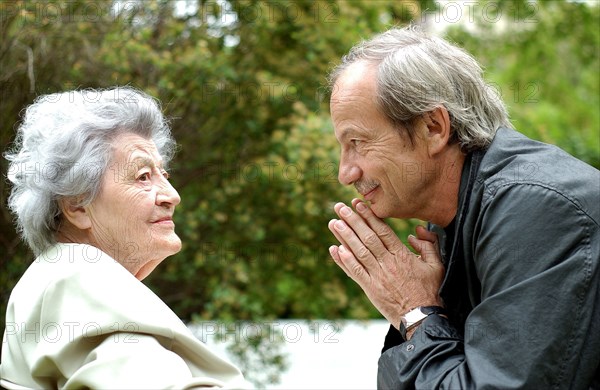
[378,128,600,389]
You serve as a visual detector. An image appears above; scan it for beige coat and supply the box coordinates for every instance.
[0,243,251,389]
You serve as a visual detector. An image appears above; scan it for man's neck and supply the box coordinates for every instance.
[426,150,466,228]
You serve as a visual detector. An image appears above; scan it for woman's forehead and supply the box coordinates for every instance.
[111,133,162,164]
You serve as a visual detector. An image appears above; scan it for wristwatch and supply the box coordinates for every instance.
[399,306,447,340]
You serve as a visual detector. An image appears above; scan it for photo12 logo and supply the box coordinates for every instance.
[195,320,341,344]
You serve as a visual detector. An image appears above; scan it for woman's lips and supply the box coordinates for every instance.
[152,217,174,225]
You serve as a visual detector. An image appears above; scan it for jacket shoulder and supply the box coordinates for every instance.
[476,128,600,224]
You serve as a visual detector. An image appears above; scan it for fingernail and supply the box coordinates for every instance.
[339,245,346,253]
[340,206,352,217]
[408,234,415,240]
[356,202,367,212]
[329,246,337,255]
[335,220,347,231]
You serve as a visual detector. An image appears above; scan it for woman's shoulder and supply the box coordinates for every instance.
[11,243,127,299]
[8,243,183,332]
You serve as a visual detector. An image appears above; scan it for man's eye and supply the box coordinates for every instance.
[351,139,362,147]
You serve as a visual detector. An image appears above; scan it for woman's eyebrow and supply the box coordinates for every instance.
[129,155,163,170]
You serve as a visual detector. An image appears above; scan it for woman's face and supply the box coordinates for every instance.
[85,132,181,280]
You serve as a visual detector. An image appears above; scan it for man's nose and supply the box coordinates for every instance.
[338,155,362,185]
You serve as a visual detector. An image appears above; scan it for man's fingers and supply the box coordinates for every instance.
[331,216,380,268]
[333,202,389,260]
[414,225,440,257]
[328,219,349,248]
[328,245,351,276]
[329,218,377,278]
[350,198,406,254]
[415,225,438,243]
[407,235,442,265]
[329,219,358,275]
[329,245,370,286]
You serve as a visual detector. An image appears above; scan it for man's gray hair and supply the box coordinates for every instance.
[329,26,511,151]
[5,87,176,255]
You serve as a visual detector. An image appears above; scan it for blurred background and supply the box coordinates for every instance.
[1,0,598,387]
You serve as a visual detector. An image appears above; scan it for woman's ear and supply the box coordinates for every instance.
[423,106,451,157]
[58,197,92,230]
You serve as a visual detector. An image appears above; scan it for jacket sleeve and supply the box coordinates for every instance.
[378,183,600,389]
[63,333,228,389]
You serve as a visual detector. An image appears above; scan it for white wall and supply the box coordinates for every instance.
[191,319,390,389]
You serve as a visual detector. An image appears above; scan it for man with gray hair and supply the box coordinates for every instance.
[327,26,599,388]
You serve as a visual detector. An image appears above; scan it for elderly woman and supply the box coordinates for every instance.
[0,88,249,389]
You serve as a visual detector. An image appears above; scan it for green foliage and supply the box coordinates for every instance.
[445,0,600,168]
[1,0,598,386]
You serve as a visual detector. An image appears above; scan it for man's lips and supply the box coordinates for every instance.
[361,185,379,200]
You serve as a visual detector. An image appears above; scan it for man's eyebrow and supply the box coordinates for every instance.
[338,128,360,142]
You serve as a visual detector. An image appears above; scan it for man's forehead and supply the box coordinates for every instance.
[331,61,378,103]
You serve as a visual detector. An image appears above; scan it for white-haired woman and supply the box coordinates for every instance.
[0,87,250,389]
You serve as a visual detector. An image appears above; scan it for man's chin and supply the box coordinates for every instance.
[369,203,390,219]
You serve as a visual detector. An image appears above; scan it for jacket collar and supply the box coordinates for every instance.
[432,148,484,294]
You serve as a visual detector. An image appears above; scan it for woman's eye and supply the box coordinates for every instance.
[138,172,151,182]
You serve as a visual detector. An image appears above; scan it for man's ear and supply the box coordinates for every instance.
[59,197,92,230]
[423,106,451,157]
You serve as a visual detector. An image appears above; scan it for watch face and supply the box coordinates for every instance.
[400,306,447,339]
[401,307,428,328]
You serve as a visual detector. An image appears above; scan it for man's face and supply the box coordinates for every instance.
[330,62,434,220]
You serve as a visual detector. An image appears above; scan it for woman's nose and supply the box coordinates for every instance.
[156,178,181,207]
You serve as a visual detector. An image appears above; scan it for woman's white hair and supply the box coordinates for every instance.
[329,25,512,151]
[5,87,176,255]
